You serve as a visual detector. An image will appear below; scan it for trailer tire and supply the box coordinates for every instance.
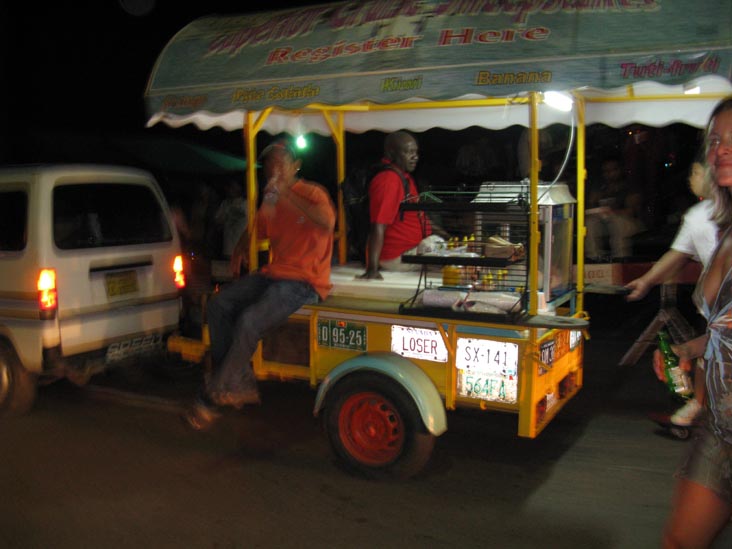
[324,372,435,480]
[0,342,37,417]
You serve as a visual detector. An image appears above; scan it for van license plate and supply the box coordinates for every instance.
[105,270,139,297]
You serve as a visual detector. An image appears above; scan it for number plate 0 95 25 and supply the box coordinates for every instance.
[317,319,366,351]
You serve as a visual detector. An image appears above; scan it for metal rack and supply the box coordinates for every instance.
[398,191,530,318]
[398,182,577,319]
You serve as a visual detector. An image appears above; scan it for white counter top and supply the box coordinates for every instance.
[329,263,441,302]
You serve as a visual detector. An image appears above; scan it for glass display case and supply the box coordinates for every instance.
[472,181,576,303]
[399,181,576,317]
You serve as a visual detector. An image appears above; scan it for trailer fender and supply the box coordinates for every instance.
[313,351,447,436]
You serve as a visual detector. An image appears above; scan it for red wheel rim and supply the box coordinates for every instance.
[338,391,404,466]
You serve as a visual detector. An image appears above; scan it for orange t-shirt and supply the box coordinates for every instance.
[257,179,335,300]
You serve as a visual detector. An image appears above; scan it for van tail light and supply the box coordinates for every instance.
[37,268,58,319]
[173,255,186,289]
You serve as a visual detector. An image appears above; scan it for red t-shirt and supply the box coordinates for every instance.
[368,160,431,261]
[257,179,335,300]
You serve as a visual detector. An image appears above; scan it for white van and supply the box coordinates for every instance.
[0,164,185,416]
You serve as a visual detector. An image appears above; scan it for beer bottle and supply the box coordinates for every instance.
[657,330,693,397]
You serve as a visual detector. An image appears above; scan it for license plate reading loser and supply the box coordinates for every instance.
[317,319,366,351]
[391,325,448,362]
[105,270,139,297]
[456,338,519,403]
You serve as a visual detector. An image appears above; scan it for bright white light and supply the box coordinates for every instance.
[543,91,574,112]
[684,85,701,95]
[295,134,307,149]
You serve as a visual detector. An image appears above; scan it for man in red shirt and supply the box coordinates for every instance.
[360,131,431,279]
[183,138,336,430]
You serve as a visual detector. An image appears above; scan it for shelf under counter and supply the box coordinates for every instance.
[396,303,588,329]
[400,201,528,216]
[401,254,525,268]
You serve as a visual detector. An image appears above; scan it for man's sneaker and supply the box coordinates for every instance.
[670,398,702,427]
[181,399,222,432]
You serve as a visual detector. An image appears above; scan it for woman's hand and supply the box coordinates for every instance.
[653,350,693,383]
[670,335,708,361]
[625,277,651,301]
[652,349,667,382]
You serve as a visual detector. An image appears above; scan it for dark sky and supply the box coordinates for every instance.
[0,0,701,215]
[0,0,321,160]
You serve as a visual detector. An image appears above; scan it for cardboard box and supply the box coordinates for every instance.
[573,263,621,286]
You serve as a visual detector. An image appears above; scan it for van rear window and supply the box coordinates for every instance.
[54,183,172,249]
[0,191,28,251]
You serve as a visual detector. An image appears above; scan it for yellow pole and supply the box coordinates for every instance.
[528,92,540,316]
[520,92,542,438]
[243,112,259,272]
[574,95,587,313]
[318,109,347,264]
[336,112,346,264]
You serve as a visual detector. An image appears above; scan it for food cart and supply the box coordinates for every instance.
[146,0,732,478]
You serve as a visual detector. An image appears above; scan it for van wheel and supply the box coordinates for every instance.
[324,373,435,480]
[0,343,37,417]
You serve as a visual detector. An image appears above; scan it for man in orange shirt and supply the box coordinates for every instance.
[183,138,335,430]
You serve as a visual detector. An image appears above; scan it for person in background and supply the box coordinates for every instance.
[183,138,335,430]
[359,131,431,279]
[189,181,220,259]
[516,126,554,180]
[661,96,732,549]
[214,178,248,258]
[625,160,715,427]
[585,155,645,261]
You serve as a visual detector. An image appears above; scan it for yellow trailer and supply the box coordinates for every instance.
[172,248,587,479]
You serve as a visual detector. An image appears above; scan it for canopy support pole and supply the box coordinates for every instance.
[528,92,540,317]
[244,107,274,272]
[319,110,347,264]
[574,95,587,313]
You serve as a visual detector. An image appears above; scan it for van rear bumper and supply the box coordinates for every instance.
[42,326,177,379]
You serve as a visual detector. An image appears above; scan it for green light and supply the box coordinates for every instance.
[295,134,308,149]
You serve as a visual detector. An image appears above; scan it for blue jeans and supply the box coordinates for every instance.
[205,273,318,400]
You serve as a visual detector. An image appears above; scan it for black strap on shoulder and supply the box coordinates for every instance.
[369,163,413,221]
[377,163,411,203]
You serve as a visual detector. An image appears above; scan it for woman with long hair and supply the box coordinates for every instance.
[662,96,732,548]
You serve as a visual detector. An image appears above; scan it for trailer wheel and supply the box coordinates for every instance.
[0,342,37,417]
[324,373,435,479]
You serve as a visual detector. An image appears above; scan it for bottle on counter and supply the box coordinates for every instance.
[481,270,495,291]
[496,268,507,290]
[442,265,462,286]
[657,330,694,398]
